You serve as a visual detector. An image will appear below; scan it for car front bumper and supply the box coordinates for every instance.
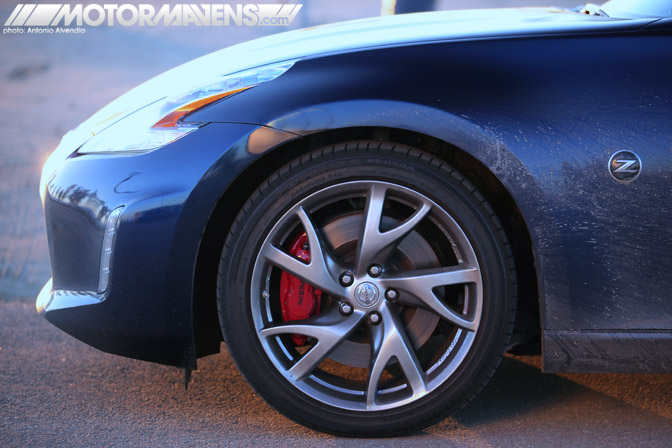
[37,122,297,367]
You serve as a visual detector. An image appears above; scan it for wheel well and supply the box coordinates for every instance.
[192,127,541,359]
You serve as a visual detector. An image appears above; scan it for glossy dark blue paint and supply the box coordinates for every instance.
[192,33,672,332]
[40,16,672,371]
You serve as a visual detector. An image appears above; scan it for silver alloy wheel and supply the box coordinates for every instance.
[250,180,483,411]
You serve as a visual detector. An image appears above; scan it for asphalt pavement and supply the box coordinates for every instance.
[1,1,670,446]
[2,301,671,447]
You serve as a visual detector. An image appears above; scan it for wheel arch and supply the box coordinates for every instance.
[192,124,543,360]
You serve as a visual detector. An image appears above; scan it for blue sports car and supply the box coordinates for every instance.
[38,0,671,436]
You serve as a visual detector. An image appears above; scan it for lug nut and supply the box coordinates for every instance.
[367,311,382,325]
[339,302,354,316]
[385,288,399,302]
[368,264,382,277]
[339,272,354,287]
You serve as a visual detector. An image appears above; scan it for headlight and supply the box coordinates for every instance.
[78,60,295,154]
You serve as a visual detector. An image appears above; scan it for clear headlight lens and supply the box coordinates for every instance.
[78,61,295,154]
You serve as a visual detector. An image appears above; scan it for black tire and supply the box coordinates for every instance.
[218,141,516,436]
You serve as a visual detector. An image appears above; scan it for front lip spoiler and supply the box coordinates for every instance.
[36,278,102,315]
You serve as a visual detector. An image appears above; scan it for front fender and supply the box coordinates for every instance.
[262,99,559,330]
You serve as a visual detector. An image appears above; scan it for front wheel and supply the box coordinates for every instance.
[218,142,516,436]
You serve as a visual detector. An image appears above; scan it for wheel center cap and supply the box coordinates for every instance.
[354,282,380,308]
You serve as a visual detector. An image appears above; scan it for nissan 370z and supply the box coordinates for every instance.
[37,0,671,436]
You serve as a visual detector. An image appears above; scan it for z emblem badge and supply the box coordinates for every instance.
[608,150,642,183]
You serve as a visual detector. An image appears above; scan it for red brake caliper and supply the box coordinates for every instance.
[279,233,322,345]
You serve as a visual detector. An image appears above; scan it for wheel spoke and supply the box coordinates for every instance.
[261,306,366,382]
[261,206,344,298]
[379,265,480,331]
[366,302,427,408]
[355,184,431,276]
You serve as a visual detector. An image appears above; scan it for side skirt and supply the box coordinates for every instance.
[543,331,672,373]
